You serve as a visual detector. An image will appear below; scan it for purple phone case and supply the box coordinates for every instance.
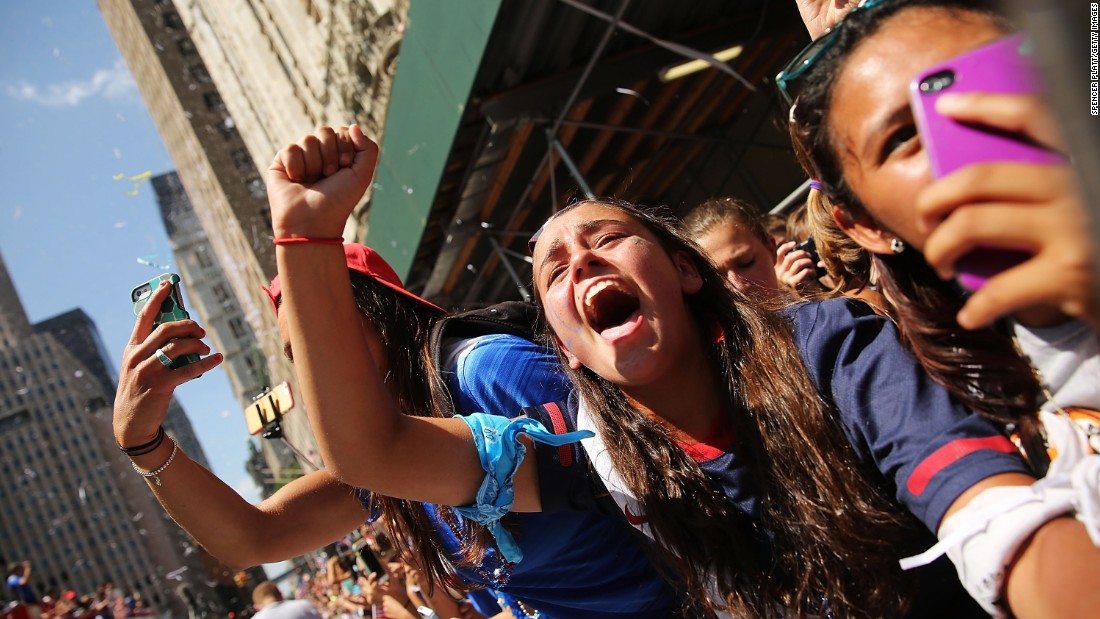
[910,33,1059,177]
[909,34,1059,290]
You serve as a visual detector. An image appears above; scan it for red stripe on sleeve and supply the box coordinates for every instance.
[907,436,1017,496]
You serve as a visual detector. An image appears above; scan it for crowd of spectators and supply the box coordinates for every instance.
[4,564,152,619]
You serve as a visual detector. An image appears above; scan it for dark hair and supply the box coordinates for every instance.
[785,0,1046,463]
[534,200,916,617]
[345,272,498,593]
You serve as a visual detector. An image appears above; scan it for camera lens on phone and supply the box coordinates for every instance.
[919,70,955,93]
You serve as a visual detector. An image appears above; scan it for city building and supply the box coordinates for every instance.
[97,0,407,470]
[152,171,298,493]
[0,252,221,616]
[34,309,211,473]
[98,0,322,466]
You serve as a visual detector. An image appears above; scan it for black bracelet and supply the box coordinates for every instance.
[118,426,165,456]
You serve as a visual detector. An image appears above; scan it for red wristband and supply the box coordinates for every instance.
[272,237,344,246]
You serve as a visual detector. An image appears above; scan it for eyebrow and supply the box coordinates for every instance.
[537,219,625,271]
[283,342,294,362]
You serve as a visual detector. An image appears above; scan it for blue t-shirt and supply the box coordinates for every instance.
[443,333,689,618]
[354,333,690,618]
[502,299,1030,617]
[6,574,37,604]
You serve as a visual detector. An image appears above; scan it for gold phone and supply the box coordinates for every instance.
[245,382,294,435]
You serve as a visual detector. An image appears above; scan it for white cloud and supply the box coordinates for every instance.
[6,59,137,107]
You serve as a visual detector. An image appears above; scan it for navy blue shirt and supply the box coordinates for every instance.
[523,299,1031,617]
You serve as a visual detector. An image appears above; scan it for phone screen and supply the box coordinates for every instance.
[245,382,294,436]
[357,543,385,576]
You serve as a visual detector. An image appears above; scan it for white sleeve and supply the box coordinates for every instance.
[900,412,1100,616]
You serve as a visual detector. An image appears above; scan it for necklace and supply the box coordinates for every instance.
[438,508,514,588]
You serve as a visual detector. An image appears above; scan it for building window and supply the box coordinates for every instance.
[177,39,197,56]
[228,318,248,340]
[212,284,231,304]
[248,177,267,200]
[162,11,183,31]
[194,249,214,269]
[203,92,226,114]
[231,148,253,170]
[188,64,212,85]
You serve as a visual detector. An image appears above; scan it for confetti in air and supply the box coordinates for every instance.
[114,170,153,196]
[137,255,171,270]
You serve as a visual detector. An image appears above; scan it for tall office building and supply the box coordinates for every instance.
[152,172,269,410]
[0,252,219,616]
[34,309,211,472]
[97,0,408,325]
[165,0,407,186]
[152,171,297,491]
[98,0,313,464]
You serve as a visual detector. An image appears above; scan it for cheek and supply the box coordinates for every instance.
[749,263,776,287]
[864,162,931,244]
[727,272,751,293]
[541,286,585,348]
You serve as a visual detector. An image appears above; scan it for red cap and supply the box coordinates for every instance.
[263,243,445,315]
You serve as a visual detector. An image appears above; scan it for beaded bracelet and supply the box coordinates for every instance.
[131,438,178,487]
[118,426,165,456]
[272,237,344,246]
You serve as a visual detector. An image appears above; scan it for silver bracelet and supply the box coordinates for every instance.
[131,438,178,486]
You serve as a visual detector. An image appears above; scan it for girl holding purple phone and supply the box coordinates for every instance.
[783,0,1100,474]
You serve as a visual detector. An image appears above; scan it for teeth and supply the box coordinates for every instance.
[584,280,619,309]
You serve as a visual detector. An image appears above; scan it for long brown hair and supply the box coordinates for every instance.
[785,0,1046,465]
[345,272,498,592]
[534,201,916,617]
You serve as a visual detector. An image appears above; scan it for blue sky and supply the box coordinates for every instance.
[0,2,262,508]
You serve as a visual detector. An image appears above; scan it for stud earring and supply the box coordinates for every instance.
[889,238,906,254]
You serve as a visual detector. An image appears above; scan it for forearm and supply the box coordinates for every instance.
[275,245,484,505]
[276,244,392,478]
[129,439,365,568]
[1006,516,1100,618]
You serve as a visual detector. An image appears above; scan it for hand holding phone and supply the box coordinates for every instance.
[910,33,1061,291]
[793,236,826,279]
[131,273,201,369]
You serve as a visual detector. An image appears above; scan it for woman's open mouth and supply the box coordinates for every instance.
[583,280,642,340]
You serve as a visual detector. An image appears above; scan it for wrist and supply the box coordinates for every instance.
[117,426,163,452]
[127,436,176,468]
[273,235,345,246]
[271,223,345,241]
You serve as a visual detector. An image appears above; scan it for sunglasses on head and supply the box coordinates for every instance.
[775,0,891,108]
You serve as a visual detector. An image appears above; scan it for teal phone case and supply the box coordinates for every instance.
[130,273,201,369]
